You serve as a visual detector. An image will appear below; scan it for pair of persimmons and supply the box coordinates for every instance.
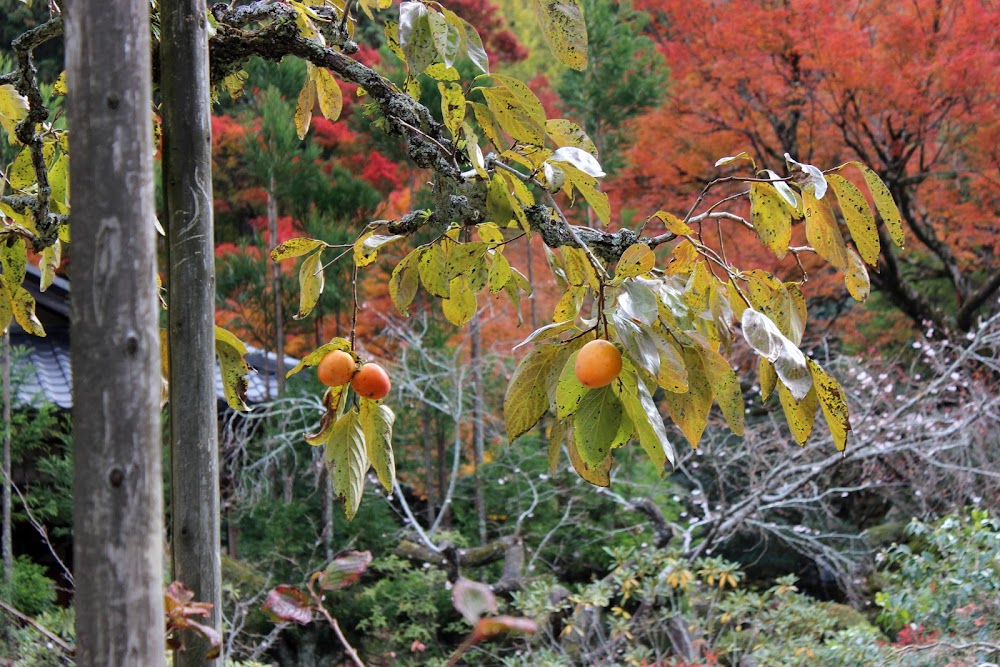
[318,339,621,400]
[317,351,392,399]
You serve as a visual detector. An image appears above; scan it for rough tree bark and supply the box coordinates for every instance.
[65,0,166,664]
[2,333,11,587]
[160,0,223,663]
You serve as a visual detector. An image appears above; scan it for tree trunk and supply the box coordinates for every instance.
[2,333,11,587]
[469,314,487,544]
[160,0,223,664]
[65,0,166,664]
[267,175,285,395]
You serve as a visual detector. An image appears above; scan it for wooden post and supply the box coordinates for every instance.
[160,0,223,664]
[65,0,166,664]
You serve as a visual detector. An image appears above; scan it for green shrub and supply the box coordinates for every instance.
[0,556,57,617]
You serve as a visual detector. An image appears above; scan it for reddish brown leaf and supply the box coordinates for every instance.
[472,615,539,642]
[318,550,373,591]
[262,585,313,625]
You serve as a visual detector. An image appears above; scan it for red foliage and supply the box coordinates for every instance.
[311,115,359,150]
[245,215,303,246]
[358,150,403,193]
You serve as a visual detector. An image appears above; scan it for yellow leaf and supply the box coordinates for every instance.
[545,119,597,156]
[845,246,870,302]
[438,82,465,139]
[0,84,29,140]
[699,346,745,436]
[312,67,343,121]
[360,399,395,492]
[759,357,777,401]
[563,164,610,225]
[294,78,315,140]
[418,244,450,298]
[662,347,713,448]
[442,275,477,326]
[808,359,851,452]
[803,190,848,270]
[295,250,324,320]
[778,383,817,445]
[749,182,792,259]
[616,244,654,279]
[828,173,880,266]
[271,237,327,262]
[0,276,13,334]
[11,286,45,337]
[853,162,905,249]
[480,87,544,146]
[651,210,693,237]
[52,71,68,96]
[8,148,35,191]
[389,249,421,316]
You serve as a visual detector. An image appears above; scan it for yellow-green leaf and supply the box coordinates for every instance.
[749,182,792,259]
[778,383,818,446]
[0,84,29,140]
[699,346,745,436]
[566,424,611,487]
[312,67,343,121]
[853,162,904,248]
[438,82,465,139]
[295,250,324,319]
[11,286,44,337]
[563,164,610,225]
[573,385,623,467]
[531,0,588,71]
[662,347,713,448]
[554,351,587,418]
[39,241,61,292]
[418,244,450,298]
[271,237,327,262]
[828,173,880,266]
[1,237,27,287]
[8,148,35,191]
[446,241,489,279]
[360,399,395,492]
[48,154,69,213]
[617,369,674,474]
[487,251,511,293]
[0,276,13,334]
[488,74,546,125]
[545,119,597,156]
[442,275,477,326]
[808,359,851,452]
[759,357,777,402]
[548,419,567,474]
[305,385,349,446]
[389,249,421,316]
[216,331,251,411]
[504,343,563,440]
[326,410,369,520]
[480,87,545,146]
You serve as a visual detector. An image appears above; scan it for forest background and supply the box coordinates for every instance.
[0,0,998,666]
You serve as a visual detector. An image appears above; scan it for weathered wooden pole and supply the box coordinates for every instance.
[160,0,223,664]
[65,0,166,664]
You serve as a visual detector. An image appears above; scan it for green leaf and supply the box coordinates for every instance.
[778,383,817,446]
[305,385,349,446]
[808,359,851,452]
[418,244,451,298]
[442,275,477,326]
[398,1,437,74]
[311,66,343,121]
[504,343,563,441]
[295,250,324,320]
[215,329,251,411]
[438,82,465,139]
[853,162,904,248]
[531,0,588,71]
[573,385,624,467]
[612,314,659,379]
[803,190,848,270]
[1,237,28,287]
[326,410,369,520]
[615,244,654,280]
[554,351,587,418]
[360,399,395,492]
[749,182,793,259]
[427,8,461,68]
[618,369,675,473]
[662,347,713,448]
[389,249,421,316]
[828,173,880,266]
[285,338,352,379]
[567,424,611,487]
[699,346,745,436]
[741,308,811,400]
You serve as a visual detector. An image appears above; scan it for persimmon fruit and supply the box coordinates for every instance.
[317,350,357,387]
[351,362,391,400]
[575,339,623,389]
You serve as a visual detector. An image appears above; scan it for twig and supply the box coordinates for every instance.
[0,599,75,656]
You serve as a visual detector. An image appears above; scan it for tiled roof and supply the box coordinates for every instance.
[10,332,298,410]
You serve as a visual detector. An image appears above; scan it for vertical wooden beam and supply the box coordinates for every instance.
[160,0,222,664]
[64,0,166,664]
